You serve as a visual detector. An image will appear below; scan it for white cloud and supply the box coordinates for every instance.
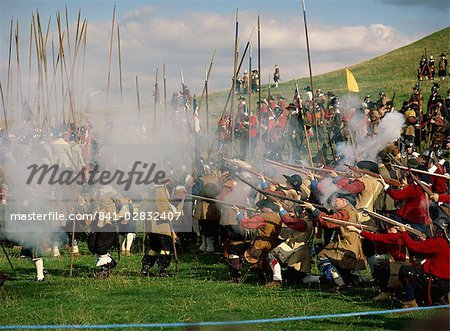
[0,6,411,114]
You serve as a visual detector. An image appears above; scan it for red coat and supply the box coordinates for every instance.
[279,211,307,232]
[438,194,450,203]
[360,231,406,261]
[335,178,365,195]
[430,166,447,194]
[387,184,431,225]
[400,232,450,279]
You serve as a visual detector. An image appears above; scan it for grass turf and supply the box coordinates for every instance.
[0,242,444,330]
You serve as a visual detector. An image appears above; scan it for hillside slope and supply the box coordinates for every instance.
[209,27,450,117]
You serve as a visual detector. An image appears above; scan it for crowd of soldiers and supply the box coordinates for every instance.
[418,52,448,81]
[0,73,449,312]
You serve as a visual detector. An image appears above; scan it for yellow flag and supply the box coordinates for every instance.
[346,68,359,92]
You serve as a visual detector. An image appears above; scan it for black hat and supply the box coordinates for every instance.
[238,96,246,101]
[327,91,335,97]
[286,103,296,110]
[255,198,280,212]
[357,160,379,174]
[304,86,311,91]
[440,53,446,57]
[283,174,302,190]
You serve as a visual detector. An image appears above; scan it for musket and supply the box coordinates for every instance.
[391,164,450,181]
[345,164,402,187]
[186,194,257,213]
[288,163,348,177]
[321,216,377,232]
[233,171,322,208]
[361,208,426,239]
[264,158,322,178]
[222,157,277,185]
[388,153,450,218]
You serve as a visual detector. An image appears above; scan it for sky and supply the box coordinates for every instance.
[0,0,448,110]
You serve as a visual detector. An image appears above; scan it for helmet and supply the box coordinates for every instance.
[433,217,450,241]
[379,91,385,96]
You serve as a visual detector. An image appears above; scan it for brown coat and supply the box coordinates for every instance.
[245,212,282,264]
[317,204,366,270]
[271,219,314,273]
[355,175,383,224]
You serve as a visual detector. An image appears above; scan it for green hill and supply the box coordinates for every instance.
[208,27,450,118]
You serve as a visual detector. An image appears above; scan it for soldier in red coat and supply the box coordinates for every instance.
[397,218,450,308]
[379,176,432,235]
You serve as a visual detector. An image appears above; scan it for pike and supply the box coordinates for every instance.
[295,83,314,166]
[117,23,123,103]
[230,8,239,158]
[135,75,141,121]
[391,164,450,181]
[361,208,426,239]
[233,171,322,208]
[206,28,253,160]
[153,68,159,135]
[321,216,377,232]
[345,164,402,187]
[0,81,8,131]
[106,4,116,105]
[15,20,24,110]
[248,45,252,160]
[301,0,323,161]
[6,19,13,122]
[186,194,257,213]
[257,15,262,160]
[163,63,167,129]
[197,50,216,152]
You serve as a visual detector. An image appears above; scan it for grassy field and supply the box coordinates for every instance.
[0,241,446,330]
[1,29,450,330]
[206,27,450,122]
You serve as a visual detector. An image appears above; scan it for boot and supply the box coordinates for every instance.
[73,242,81,257]
[373,291,392,301]
[302,274,321,284]
[226,257,242,283]
[205,237,215,252]
[125,233,134,255]
[402,299,418,309]
[157,254,172,277]
[33,258,45,281]
[197,236,206,252]
[52,243,61,257]
[140,255,157,277]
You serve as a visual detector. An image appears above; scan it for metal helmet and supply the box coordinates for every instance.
[433,217,450,241]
